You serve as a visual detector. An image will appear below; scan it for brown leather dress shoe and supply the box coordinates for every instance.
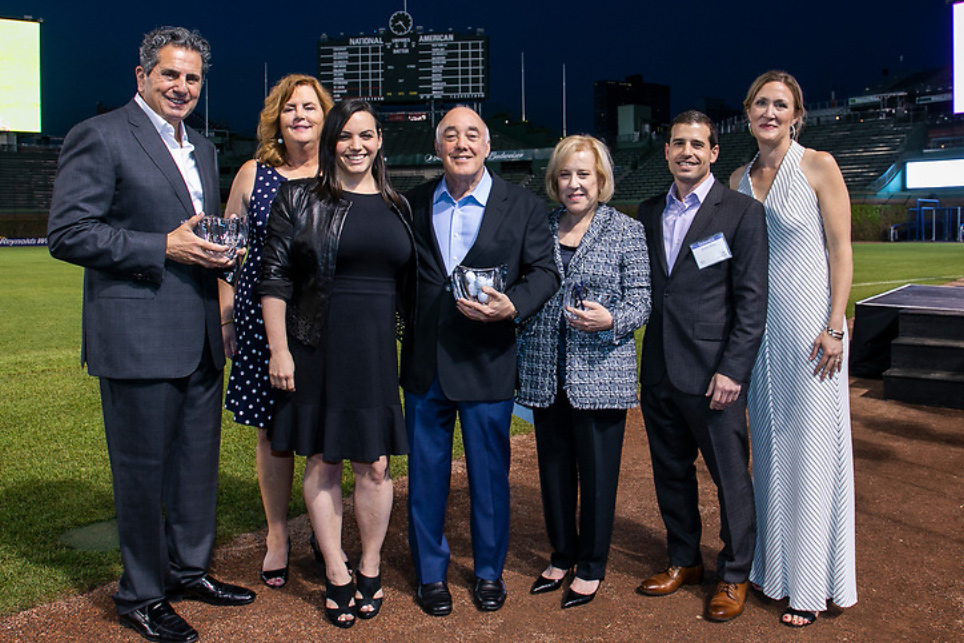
[706,581,749,622]
[636,564,704,596]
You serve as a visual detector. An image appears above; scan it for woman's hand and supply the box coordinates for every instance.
[268,349,296,392]
[810,329,844,381]
[217,279,237,359]
[221,321,236,359]
[566,300,613,333]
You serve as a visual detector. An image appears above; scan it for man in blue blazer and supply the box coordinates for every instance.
[47,26,254,643]
[402,106,559,615]
[635,111,767,623]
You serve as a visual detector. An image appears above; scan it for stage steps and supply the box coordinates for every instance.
[882,309,964,409]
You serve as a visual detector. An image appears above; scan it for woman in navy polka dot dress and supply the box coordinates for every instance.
[219,74,334,588]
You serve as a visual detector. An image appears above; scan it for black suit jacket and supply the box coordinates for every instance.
[401,173,559,401]
[47,100,224,379]
[638,179,768,395]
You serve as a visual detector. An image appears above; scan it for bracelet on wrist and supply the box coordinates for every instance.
[825,325,844,340]
[221,319,235,327]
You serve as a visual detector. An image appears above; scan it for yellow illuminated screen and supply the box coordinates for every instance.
[0,18,41,132]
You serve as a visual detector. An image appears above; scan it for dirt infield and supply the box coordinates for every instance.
[2,375,962,643]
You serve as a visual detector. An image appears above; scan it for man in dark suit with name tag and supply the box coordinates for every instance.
[402,106,558,616]
[48,26,254,643]
[635,111,767,623]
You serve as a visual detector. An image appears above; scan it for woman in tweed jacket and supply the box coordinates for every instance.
[517,135,651,608]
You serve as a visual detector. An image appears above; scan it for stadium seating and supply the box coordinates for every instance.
[0,149,59,212]
[608,119,918,204]
[380,118,535,158]
[0,117,925,218]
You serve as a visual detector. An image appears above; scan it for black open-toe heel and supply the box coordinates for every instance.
[355,571,383,619]
[324,578,356,629]
[260,538,291,588]
[309,533,353,576]
[782,608,817,628]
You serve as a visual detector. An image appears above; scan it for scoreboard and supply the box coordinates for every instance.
[318,32,488,103]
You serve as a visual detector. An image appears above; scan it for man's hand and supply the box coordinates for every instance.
[166,213,236,268]
[705,373,742,411]
[456,287,517,322]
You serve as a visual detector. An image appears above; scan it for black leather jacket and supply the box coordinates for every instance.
[255,177,416,347]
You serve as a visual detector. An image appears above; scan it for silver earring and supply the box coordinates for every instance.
[277,137,284,145]
[746,121,752,134]
[789,124,797,139]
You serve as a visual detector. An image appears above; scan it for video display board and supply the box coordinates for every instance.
[0,17,41,132]
[906,158,964,189]
[318,32,488,103]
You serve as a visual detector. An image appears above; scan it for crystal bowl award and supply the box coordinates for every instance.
[451,264,507,304]
[193,214,248,259]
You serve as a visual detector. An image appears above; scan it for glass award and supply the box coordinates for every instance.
[451,264,507,304]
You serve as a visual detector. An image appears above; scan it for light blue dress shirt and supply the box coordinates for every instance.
[662,173,715,272]
[432,168,493,275]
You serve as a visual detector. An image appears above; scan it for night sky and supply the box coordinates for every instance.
[3,0,954,139]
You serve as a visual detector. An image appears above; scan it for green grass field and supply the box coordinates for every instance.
[0,242,961,616]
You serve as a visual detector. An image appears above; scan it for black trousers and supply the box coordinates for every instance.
[532,391,626,581]
[640,376,755,583]
[99,349,223,614]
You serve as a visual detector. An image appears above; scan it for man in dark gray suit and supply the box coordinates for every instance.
[635,111,767,623]
[48,26,254,643]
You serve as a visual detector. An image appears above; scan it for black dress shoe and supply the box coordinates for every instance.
[530,573,567,594]
[118,600,198,643]
[172,574,256,606]
[561,580,599,609]
[473,577,506,611]
[417,581,452,616]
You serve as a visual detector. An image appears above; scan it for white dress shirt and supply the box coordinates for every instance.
[134,93,206,216]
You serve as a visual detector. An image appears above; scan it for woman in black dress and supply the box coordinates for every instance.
[257,99,414,628]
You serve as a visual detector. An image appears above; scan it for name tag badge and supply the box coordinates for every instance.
[690,232,732,269]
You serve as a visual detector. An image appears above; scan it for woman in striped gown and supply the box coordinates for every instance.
[730,70,856,628]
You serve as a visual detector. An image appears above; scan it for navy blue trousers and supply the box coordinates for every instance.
[405,375,513,584]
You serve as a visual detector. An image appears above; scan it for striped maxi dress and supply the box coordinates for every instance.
[738,140,857,612]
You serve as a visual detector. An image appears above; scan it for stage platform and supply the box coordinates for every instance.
[851,284,964,409]
[851,284,964,377]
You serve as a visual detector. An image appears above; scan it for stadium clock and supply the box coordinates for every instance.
[389,10,413,35]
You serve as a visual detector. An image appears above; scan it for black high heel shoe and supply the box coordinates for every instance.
[561,579,599,609]
[324,578,356,628]
[309,533,352,576]
[259,538,291,588]
[530,572,567,594]
[355,571,383,619]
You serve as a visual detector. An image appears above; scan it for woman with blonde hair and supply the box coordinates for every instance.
[219,74,333,588]
[517,135,650,609]
[731,70,856,628]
